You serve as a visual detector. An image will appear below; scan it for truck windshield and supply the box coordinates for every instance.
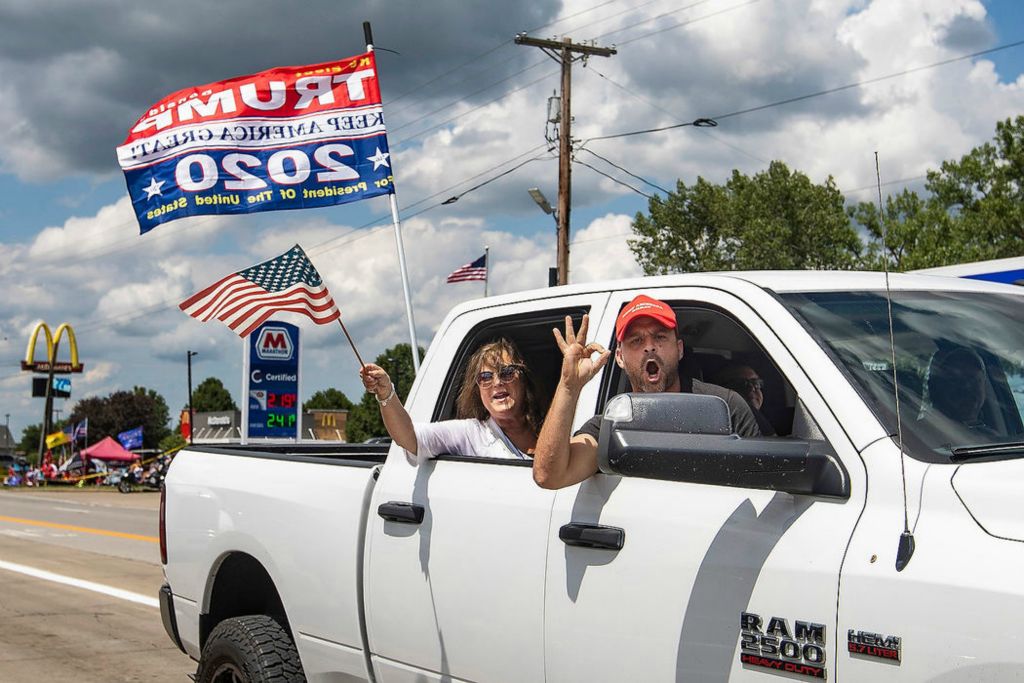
[780,290,1024,463]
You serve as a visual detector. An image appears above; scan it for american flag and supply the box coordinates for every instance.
[179,244,340,337]
[446,253,487,283]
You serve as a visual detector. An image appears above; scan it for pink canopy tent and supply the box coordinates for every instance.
[81,436,136,462]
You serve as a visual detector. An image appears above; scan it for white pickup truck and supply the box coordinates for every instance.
[160,271,1024,683]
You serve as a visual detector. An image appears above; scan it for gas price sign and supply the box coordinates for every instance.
[246,321,300,439]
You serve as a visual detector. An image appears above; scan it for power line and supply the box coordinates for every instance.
[713,39,1024,122]
[579,147,672,194]
[594,0,736,43]
[383,0,625,109]
[5,144,558,345]
[584,38,1024,142]
[587,65,770,164]
[574,158,653,198]
[391,68,558,149]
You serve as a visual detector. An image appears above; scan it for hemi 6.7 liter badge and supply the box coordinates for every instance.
[740,612,827,679]
[848,630,902,663]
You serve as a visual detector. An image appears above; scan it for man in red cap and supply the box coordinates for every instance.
[533,294,760,489]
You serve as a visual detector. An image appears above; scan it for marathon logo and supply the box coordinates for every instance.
[848,630,901,663]
[739,612,827,679]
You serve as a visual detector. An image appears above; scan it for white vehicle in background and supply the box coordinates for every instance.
[914,255,1024,286]
[160,271,1024,682]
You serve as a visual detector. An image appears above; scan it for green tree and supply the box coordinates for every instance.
[18,423,42,458]
[630,161,862,274]
[69,386,171,450]
[925,115,1024,260]
[191,376,238,412]
[346,343,425,442]
[159,431,187,453]
[854,117,1024,269]
[303,388,354,411]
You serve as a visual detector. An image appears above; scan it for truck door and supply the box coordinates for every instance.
[543,285,870,682]
[364,294,608,683]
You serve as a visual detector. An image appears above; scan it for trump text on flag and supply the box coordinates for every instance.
[117,52,396,233]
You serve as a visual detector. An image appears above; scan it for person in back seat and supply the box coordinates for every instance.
[713,364,776,436]
[533,294,760,489]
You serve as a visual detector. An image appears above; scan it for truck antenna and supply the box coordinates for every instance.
[876,151,915,571]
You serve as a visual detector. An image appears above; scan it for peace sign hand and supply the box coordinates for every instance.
[552,314,611,393]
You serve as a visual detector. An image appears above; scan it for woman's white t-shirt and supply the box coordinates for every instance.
[408,418,531,465]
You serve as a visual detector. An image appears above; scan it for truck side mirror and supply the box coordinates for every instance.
[596,393,849,499]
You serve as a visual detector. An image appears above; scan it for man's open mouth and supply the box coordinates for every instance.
[644,359,661,384]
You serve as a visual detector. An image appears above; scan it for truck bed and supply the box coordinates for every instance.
[163,443,387,676]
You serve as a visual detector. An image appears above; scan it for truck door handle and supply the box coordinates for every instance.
[378,501,425,524]
[559,523,625,551]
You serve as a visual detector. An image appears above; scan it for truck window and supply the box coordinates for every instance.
[597,302,797,437]
[781,289,1024,463]
[430,306,590,461]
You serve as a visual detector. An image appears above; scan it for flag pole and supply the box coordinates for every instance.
[338,319,366,368]
[365,22,421,374]
[484,245,489,297]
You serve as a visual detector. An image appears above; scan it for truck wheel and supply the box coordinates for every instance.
[196,615,306,683]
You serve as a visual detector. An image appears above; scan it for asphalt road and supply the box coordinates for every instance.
[0,487,196,681]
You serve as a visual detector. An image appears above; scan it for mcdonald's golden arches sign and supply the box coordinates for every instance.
[21,322,84,373]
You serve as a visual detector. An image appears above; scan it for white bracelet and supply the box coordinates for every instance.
[376,383,396,408]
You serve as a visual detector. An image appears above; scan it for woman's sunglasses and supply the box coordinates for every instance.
[477,364,524,388]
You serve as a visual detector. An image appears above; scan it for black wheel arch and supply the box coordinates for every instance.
[200,552,293,650]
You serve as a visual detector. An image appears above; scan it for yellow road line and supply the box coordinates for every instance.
[0,515,158,544]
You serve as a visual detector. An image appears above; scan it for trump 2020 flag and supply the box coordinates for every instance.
[179,244,340,337]
[117,52,395,234]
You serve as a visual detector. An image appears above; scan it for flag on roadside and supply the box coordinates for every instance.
[118,426,144,450]
[117,51,396,234]
[45,431,70,449]
[74,418,88,440]
[446,254,487,283]
[179,244,340,337]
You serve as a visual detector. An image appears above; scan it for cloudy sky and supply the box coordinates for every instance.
[0,0,1022,441]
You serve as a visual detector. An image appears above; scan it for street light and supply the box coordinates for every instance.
[528,187,555,218]
[187,351,199,445]
[528,188,560,287]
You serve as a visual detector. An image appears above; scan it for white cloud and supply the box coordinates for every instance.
[0,0,1021,438]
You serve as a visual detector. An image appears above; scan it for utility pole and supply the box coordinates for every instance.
[515,34,616,285]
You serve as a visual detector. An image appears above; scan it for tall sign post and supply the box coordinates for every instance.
[242,321,301,443]
[22,322,83,463]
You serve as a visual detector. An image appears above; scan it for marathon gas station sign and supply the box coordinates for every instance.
[243,320,300,440]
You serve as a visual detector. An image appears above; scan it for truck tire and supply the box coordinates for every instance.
[196,615,306,683]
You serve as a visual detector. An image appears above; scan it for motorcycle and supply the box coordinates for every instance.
[117,457,171,493]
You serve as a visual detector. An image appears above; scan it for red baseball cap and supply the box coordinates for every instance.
[615,294,677,341]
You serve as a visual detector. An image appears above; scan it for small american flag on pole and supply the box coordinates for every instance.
[446,253,487,283]
[179,244,340,337]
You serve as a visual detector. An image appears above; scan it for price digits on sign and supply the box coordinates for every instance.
[267,392,297,409]
[266,413,297,428]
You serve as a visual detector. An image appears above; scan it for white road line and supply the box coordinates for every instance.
[54,506,90,514]
[0,559,159,608]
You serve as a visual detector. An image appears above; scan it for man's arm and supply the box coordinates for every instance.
[533,314,610,489]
